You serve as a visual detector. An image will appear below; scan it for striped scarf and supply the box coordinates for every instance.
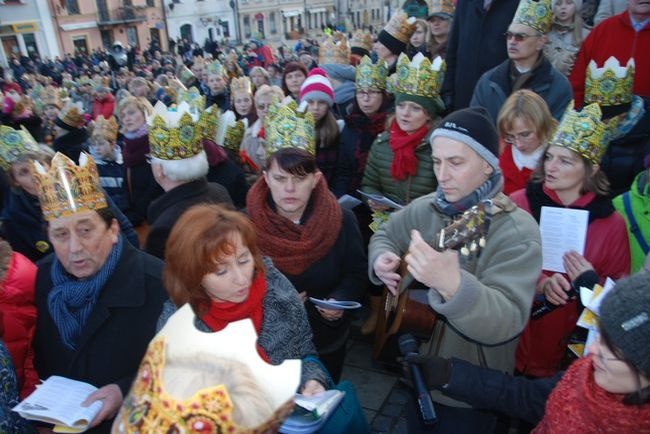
[48,236,123,350]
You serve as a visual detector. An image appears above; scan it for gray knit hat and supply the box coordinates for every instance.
[430,107,500,171]
[599,271,650,374]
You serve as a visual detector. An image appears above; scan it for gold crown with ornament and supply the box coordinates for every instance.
[230,77,252,96]
[350,30,373,53]
[585,56,635,106]
[147,101,203,161]
[550,102,606,164]
[216,110,247,155]
[198,105,221,142]
[383,10,417,43]
[429,0,455,18]
[356,56,389,90]
[176,86,206,116]
[388,53,445,98]
[206,60,227,78]
[91,115,118,143]
[264,100,315,156]
[512,0,553,34]
[0,125,41,172]
[319,33,350,65]
[57,101,85,129]
[41,86,62,109]
[32,152,107,221]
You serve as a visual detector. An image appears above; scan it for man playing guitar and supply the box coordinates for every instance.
[369,107,542,433]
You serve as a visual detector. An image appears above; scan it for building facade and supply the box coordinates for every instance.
[165,0,235,45]
[344,0,384,31]
[0,0,60,65]
[49,0,168,56]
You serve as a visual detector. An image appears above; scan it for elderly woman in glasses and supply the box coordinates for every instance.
[497,90,558,195]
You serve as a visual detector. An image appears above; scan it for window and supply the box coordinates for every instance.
[270,12,276,34]
[72,35,88,54]
[243,15,251,38]
[65,0,79,14]
[126,26,138,47]
[146,0,154,7]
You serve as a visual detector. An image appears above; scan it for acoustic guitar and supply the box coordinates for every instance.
[373,203,490,360]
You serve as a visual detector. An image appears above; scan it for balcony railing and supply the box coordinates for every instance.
[97,6,146,25]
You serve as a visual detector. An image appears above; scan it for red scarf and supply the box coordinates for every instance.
[246,177,342,276]
[533,356,650,433]
[388,119,429,181]
[200,271,269,362]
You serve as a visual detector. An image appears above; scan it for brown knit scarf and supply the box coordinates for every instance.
[246,176,342,276]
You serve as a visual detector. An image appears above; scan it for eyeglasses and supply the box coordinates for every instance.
[504,31,542,42]
[503,131,535,144]
[357,89,383,99]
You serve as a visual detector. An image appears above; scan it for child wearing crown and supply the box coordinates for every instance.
[205,60,230,112]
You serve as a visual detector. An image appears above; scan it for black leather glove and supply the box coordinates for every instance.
[405,354,452,389]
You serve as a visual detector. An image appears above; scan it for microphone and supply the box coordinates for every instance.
[398,334,437,426]
[531,285,577,319]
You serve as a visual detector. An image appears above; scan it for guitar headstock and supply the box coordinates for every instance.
[434,203,489,254]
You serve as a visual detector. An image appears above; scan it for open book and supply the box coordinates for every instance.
[280,389,345,433]
[12,376,103,433]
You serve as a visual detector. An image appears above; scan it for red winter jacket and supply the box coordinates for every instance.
[0,248,38,398]
[92,92,116,120]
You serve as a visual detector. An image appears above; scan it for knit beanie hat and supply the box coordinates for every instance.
[395,92,444,118]
[299,68,334,107]
[430,107,499,171]
[599,272,650,374]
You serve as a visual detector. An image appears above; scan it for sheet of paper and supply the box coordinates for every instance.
[337,194,362,210]
[309,297,361,310]
[586,277,616,315]
[356,189,404,210]
[539,207,589,272]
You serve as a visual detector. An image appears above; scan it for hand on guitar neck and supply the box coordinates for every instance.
[405,230,461,301]
[373,251,402,295]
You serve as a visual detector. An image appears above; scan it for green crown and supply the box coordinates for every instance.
[512,0,553,34]
[388,53,445,99]
[264,100,315,156]
[585,56,635,106]
[356,56,388,90]
[550,102,606,164]
[0,125,40,171]
[147,101,203,161]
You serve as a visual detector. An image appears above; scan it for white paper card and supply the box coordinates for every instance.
[540,207,589,272]
[586,277,616,315]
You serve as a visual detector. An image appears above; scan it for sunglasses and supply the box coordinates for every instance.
[504,31,541,42]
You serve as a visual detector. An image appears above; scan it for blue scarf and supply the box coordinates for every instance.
[48,236,124,350]
[433,171,503,216]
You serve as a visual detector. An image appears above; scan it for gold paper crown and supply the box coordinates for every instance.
[350,30,373,53]
[585,56,635,106]
[550,102,606,164]
[198,105,220,141]
[512,0,553,34]
[41,86,62,109]
[319,33,350,65]
[32,152,107,221]
[389,53,445,98]
[57,102,84,128]
[215,110,247,155]
[383,10,417,43]
[429,0,455,17]
[91,115,118,143]
[176,86,206,115]
[0,125,40,172]
[356,56,389,90]
[230,77,252,96]
[264,100,315,156]
[206,60,226,78]
[147,101,203,161]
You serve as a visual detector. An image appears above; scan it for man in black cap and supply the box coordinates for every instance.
[368,107,542,433]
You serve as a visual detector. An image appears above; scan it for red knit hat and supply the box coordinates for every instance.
[299,68,334,107]
[2,82,22,95]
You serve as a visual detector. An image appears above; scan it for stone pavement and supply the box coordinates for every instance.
[340,314,412,434]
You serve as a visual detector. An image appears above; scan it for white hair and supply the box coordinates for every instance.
[151,150,209,182]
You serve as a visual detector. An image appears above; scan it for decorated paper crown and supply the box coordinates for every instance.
[512,0,553,34]
[41,86,62,109]
[206,60,227,78]
[429,0,455,18]
[550,102,606,164]
[585,56,635,106]
[0,125,41,172]
[230,77,252,96]
[383,10,417,43]
[91,115,118,143]
[350,30,373,54]
[114,308,300,434]
[57,102,85,129]
[264,100,315,156]
[32,152,108,221]
[198,105,220,142]
[176,86,206,115]
[388,53,445,98]
[216,110,247,155]
[356,56,389,90]
[147,101,203,161]
[319,33,350,65]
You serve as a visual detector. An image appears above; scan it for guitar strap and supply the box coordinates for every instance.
[622,192,650,254]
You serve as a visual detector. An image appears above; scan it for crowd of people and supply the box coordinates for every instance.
[0,0,649,432]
